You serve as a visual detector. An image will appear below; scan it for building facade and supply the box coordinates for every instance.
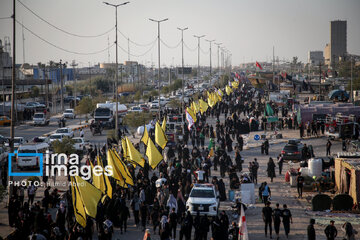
[324,20,347,66]
[308,51,324,66]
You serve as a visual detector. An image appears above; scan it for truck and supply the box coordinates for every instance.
[32,112,50,126]
[94,101,127,128]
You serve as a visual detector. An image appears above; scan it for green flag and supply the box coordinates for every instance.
[265,103,274,116]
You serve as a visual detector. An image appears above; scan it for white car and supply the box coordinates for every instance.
[49,133,64,143]
[129,106,143,113]
[55,128,74,138]
[33,112,50,126]
[186,184,219,216]
[17,143,49,169]
[72,137,86,152]
[150,100,160,108]
[63,109,76,119]
[5,137,25,149]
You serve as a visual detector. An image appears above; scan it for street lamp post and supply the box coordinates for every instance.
[194,35,205,90]
[149,17,168,117]
[104,1,129,138]
[177,27,188,113]
[205,39,215,84]
[215,43,222,86]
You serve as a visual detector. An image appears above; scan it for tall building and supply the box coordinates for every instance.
[308,51,324,66]
[324,20,347,66]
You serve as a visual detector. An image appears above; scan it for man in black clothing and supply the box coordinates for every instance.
[199,214,210,240]
[281,204,292,238]
[168,208,177,239]
[272,203,282,240]
[324,220,337,240]
[262,201,273,238]
[326,139,332,156]
[307,219,316,240]
[296,172,305,198]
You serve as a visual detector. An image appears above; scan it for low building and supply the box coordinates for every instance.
[308,51,324,66]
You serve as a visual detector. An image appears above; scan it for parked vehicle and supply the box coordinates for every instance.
[55,128,74,138]
[0,116,11,126]
[186,184,219,216]
[33,112,50,126]
[129,106,143,113]
[0,135,7,145]
[72,137,87,153]
[62,109,76,119]
[281,139,313,162]
[5,137,25,149]
[138,104,149,112]
[325,115,359,140]
[49,134,64,143]
[16,142,49,170]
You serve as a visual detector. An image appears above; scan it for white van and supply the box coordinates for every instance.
[17,143,49,170]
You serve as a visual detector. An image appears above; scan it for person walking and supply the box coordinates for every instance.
[307,219,316,240]
[262,201,273,239]
[324,220,337,240]
[130,193,140,227]
[168,208,177,239]
[326,139,332,156]
[281,204,292,238]
[272,203,282,240]
[277,154,284,175]
[262,182,271,204]
[252,158,259,185]
[140,202,148,232]
[267,158,276,182]
[342,221,358,240]
[296,172,305,198]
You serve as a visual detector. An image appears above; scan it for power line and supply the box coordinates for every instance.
[16,20,114,55]
[183,42,197,52]
[160,39,181,49]
[18,0,114,38]
[117,30,157,47]
[118,40,156,57]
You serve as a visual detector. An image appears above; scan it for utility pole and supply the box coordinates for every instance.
[88,62,92,96]
[21,19,25,64]
[9,0,16,203]
[205,39,215,84]
[194,35,205,90]
[104,1,129,137]
[59,60,64,112]
[319,62,322,100]
[177,27,188,115]
[149,17,169,116]
[71,60,78,106]
[127,37,130,61]
[272,46,275,91]
[215,43,221,86]
[351,56,353,103]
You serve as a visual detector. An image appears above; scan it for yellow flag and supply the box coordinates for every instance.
[141,125,149,146]
[94,156,112,199]
[146,137,163,169]
[199,99,209,114]
[107,150,131,187]
[207,96,215,108]
[231,81,239,89]
[208,148,214,158]
[125,136,145,168]
[193,101,200,113]
[161,117,167,132]
[186,107,197,123]
[71,177,87,228]
[90,157,104,194]
[226,85,233,95]
[121,138,128,160]
[74,176,102,219]
[110,149,134,186]
[217,89,224,97]
[155,121,168,149]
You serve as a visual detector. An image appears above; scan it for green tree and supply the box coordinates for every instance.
[75,97,95,120]
[134,91,142,103]
[52,137,76,154]
[168,99,181,108]
[30,86,40,99]
[123,112,153,129]
[151,90,159,97]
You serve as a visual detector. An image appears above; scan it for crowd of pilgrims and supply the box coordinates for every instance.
[6,85,298,240]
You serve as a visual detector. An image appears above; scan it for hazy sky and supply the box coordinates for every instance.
[0,0,359,68]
